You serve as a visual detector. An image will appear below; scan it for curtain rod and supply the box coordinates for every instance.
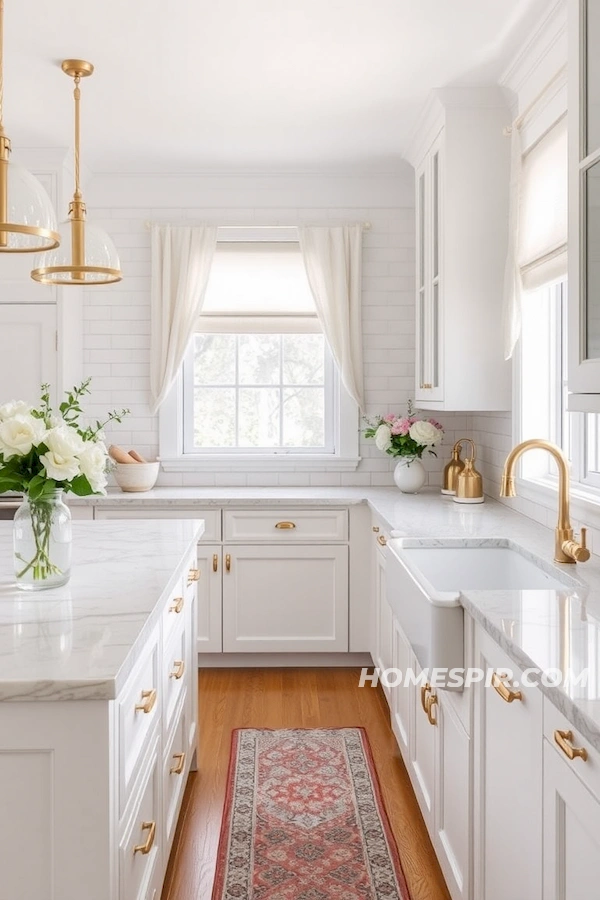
[503,63,567,136]
[144,221,372,231]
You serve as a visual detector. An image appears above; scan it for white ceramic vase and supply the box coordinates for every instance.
[393,457,426,493]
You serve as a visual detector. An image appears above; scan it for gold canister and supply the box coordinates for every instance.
[441,442,465,495]
[454,439,484,504]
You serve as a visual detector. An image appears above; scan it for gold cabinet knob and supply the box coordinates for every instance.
[491,671,522,703]
[426,692,438,726]
[169,751,186,775]
[377,534,387,546]
[135,688,157,714]
[554,729,588,762]
[169,660,185,680]
[213,553,219,572]
[133,821,156,855]
[372,526,380,533]
[275,521,296,529]
[169,596,184,614]
[420,682,431,714]
[187,567,200,583]
[225,553,231,572]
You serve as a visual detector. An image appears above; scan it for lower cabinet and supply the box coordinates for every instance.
[222,544,349,652]
[473,628,543,900]
[196,544,222,653]
[389,612,471,900]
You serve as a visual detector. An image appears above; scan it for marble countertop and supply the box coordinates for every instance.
[0,519,203,702]
[70,485,600,751]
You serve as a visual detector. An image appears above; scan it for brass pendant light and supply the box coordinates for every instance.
[0,0,59,252]
[31,60,122,285]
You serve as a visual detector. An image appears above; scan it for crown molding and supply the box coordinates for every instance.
[499,0,567,97]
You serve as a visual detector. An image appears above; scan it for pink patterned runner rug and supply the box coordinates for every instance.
[212,727,412,900]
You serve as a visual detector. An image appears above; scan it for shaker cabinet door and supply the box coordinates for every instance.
[0,304,56,404]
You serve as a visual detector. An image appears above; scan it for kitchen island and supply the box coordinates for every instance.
[0,518,203,900]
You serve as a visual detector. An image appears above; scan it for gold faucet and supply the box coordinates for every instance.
[500,439,590,564]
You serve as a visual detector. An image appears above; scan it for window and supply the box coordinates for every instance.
[159,230,359,471]
[519,279,600,492]
[183,333,333,453]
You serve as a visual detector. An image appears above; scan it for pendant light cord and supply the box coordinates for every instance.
[73,73,81,200]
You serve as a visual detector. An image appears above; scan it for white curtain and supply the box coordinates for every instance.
[150,224,217,414]
[298,225,365,410]
[502,125,524,361]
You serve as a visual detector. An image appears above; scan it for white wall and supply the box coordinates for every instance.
[81,169,469,487]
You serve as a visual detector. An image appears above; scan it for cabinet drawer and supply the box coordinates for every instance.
[163,616,189,738]
[223,508,348,542]
[118,628,160,816]
[95,506,221,542]
[120,736,161,900]
[163,693,191,852]
[543,696,600,801]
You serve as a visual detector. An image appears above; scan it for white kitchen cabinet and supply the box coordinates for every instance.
[391,615,413,756]
[567,0,600,406]
[406,88,511,411]
[0,304,57,404]
[195,544,222,653]
[473,627,543,900]
[410,664,438,829]
[435,691,471,900]
[222,544,348,652]
[543,738,600,899]
[372,533,394,704]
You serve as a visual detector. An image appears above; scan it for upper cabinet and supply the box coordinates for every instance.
[568,0,600,407]
[407,88,512,412]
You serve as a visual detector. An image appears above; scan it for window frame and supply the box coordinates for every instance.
[515,279,600,521]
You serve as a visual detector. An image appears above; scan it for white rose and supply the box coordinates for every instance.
[40,451,81,483]
[409,420,442,447]
[45,425,85,458]
[77,442,108,494]
[0,400,31,421]
[374,423,393,452]
[0,414,47,458]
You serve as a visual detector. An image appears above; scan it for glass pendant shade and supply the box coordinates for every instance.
[31,218,121,284]
[0,159,60,252]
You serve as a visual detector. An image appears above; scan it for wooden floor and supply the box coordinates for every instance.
[162,668,451,900]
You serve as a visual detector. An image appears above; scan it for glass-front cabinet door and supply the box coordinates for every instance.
[415,132,444,404]
[568,0,600,405]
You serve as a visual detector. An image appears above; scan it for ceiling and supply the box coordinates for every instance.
[4,0,551,174]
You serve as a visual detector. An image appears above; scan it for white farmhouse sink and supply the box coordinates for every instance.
[386,538,580,689]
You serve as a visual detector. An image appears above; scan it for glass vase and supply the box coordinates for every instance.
[13,490,72,590]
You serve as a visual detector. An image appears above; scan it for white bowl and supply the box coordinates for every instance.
[113,461,160,493]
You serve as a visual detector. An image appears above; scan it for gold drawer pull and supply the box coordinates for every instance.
[169,596,184,614]
[213,553,218,572]
[372,526,380,533]
[225,553,231,572]
[133,820,156,855]
[426,692,438,726]
[420,682,430,713]
[421,383,433,389]
[135,688,157,714]
[170,751,186,775]
[554,729,588,762]
[377,534,387,546]
[275,521,296,529]
[169,660,185,680]
[491,672,522,704]
[187,568,200,583]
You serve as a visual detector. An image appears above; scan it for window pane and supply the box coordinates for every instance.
[283,388,325,447]
[238,334,280,385]
[283,334,324,385]
[520,285,558,479]
[239,388,280,447]
[586,414,600,474]
[194,334,236,385]
[193,388,236,447]
[585,159,600,359]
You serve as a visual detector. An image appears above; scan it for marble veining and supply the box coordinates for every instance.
[0,519,203,701]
